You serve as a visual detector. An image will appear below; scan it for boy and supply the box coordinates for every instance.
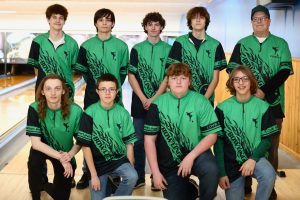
[76,73,138,199]
[214,66,278,199]
[144,63,221,200]
[128,12,171,189]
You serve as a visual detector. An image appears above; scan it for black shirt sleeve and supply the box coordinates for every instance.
[166,41,183,68]
[144,104,161,135]
[26,105,41,137]
[260,69,290,95]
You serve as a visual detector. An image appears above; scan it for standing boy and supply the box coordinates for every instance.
[128,12,171,189]
[28,4,79,99]
[167,6,227,105]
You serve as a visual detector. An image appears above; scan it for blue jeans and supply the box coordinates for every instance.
[133,118,146,180]
[163,150,219,200]
[225,157,276,200]
[89,163,138,200]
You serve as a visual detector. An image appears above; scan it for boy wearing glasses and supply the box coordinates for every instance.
[75,8,129,188]
[228,5,293,198]
[214,66,278,200]
[76,73,138,200]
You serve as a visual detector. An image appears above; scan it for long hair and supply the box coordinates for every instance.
[226,65,258,96]
[36,74,70,120]
[186,7,210,31]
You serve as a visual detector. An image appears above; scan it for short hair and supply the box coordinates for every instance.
[96,73,119,89]
[36,74,70,120]
[94,8,115,32]
[167,63,193,89]
[45,4,68,21]
[186,7,210,31]
[226,65,258,96]
[141,12,166,34]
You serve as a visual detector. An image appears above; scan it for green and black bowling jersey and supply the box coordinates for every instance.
[26,102,83,165]
[75,35,129,109]
[76,102,137,176]
[28,32,79,99]
[144,90,221,176]
[166,33,227,103]
[129,39,171,118]
[215,96,279,182]
[228,34,293,118]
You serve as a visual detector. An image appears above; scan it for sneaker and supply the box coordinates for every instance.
[76,173,89,189]
[71,178,76,188]
[134,178,145,189]
[151,178,161,192]
[277,170,286,177]
[269,188,277,200]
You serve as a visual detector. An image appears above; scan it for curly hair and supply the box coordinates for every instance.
[167,63,193,89]
[226,65,258,96]
[141,12,166,34]
[186,6,210,31]
[36,74,70,120]
[45,4,68,21]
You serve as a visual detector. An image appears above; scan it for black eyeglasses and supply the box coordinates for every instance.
[233,76,249,83]
[252,16,268,23]
[97,88,117,93]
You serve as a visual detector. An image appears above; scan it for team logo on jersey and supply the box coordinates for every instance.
[206,50,211,58]
[271,47,280,58]
[111,52,116,60]
[63,122,70,132]
[64,51,68,58]
[116,123,122,131]
[252,118,258,128]
[186,112,194,122]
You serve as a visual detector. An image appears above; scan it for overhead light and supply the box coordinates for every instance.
[0,11,17,14]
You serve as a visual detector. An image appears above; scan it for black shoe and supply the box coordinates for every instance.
[244,186,252,195]
[71,178,76,188]
[134,178,145,189]
[151,178,161,192]
[76,173,89,189]
[277,170,286,177]
[269,188,277,200]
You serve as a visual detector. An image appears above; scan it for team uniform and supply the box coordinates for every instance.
[75,35,129,109]
[144,90,221,200]
[214,96,279,199]
[76,102,138,199]
[228,34,293,118]
[166,33,227,103]
[129,39,171,118]
[26,102,83,200]
[28,32,79,99]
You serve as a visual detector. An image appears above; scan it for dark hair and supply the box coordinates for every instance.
[45,4,68,21]
[186,7,210,31]
[167,63,193,89]
[96,73,119,89]
[94,8,115,32]
[226,65,258,96]
[36,74,70,120]
[141,12,166,34]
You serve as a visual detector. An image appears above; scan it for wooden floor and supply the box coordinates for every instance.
[0,75,34,90]
[0,141,300,199]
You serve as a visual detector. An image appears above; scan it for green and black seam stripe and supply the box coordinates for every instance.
[261,125,279,137]
[200,121,221,135]
[26,126,41,136]
[122,133,137,144]
[144,124,160,134]
[166,57,180,65]
[128,64,137,74]
[215,59,227,70]
[27,58,39,67]
[77,130,92,142]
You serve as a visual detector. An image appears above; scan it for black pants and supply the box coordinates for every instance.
[27,148,75,200]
